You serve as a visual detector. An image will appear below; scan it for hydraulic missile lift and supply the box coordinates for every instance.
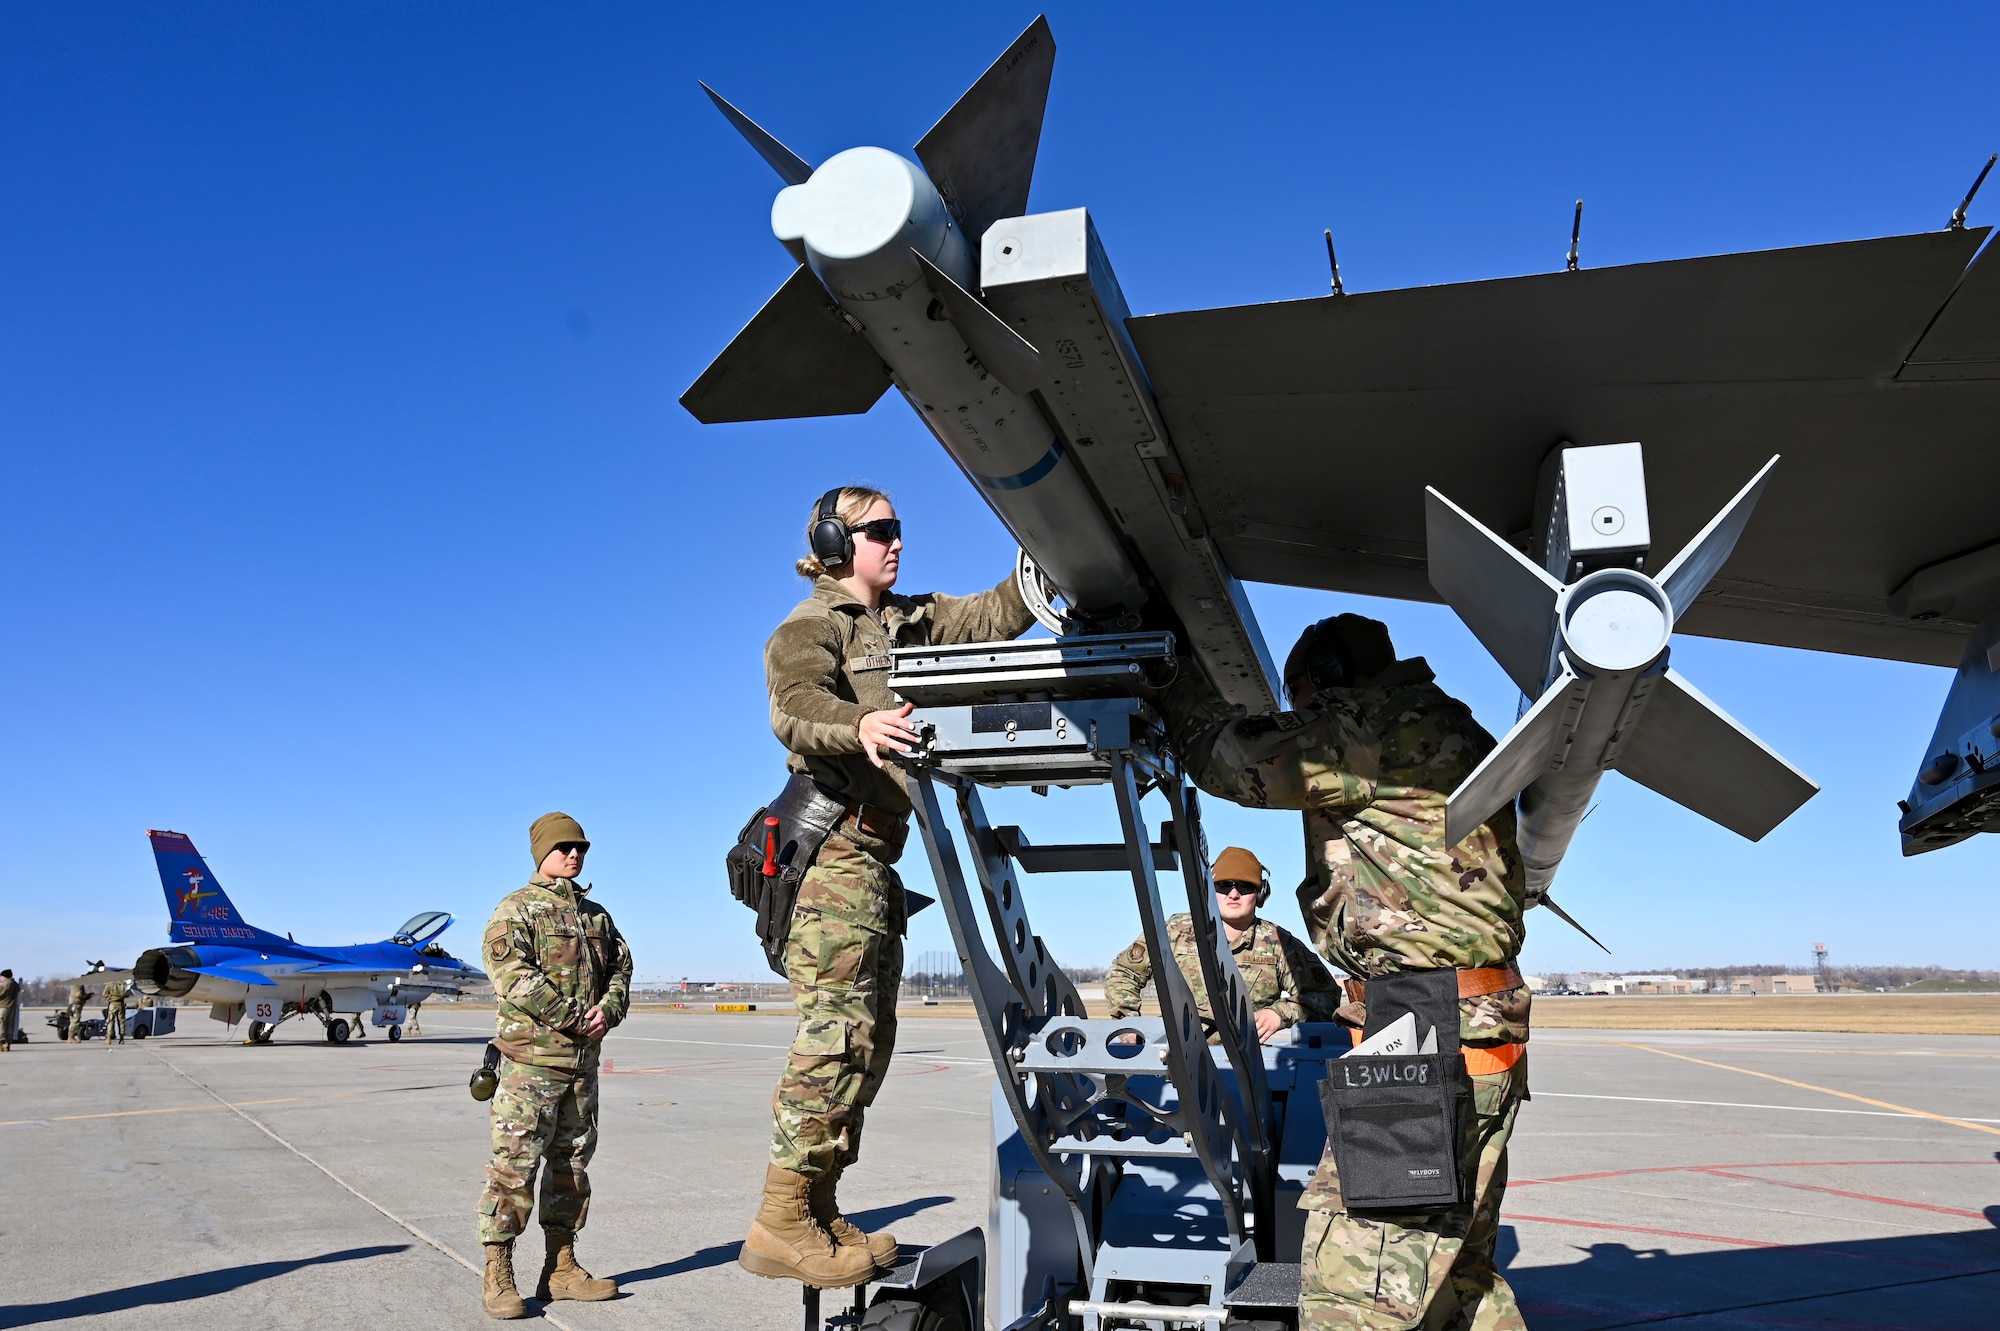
[804,635,1346,1331]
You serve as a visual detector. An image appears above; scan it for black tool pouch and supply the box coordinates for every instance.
[723,775,850,976]
[1319,968,1474,1213]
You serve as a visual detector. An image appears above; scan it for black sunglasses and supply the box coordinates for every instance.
[852,518,902,544]
[1215,880,1259,897]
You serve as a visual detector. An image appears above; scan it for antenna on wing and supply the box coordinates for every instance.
[1949,154,1996,230]
[1324,229,1345,296]
[1566,199,1584,272]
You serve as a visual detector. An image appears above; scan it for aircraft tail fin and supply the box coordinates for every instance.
[147,830,268,945]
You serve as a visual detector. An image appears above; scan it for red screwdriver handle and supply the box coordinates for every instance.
[761,816,780,877]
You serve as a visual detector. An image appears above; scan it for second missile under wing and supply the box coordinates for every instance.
[1125,228,1999,668]
[1125,225,2000,856]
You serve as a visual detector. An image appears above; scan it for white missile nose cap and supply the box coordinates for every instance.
[1559,569,1673,672]
[771,146,930,262]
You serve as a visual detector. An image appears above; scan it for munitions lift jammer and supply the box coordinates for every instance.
[835,634,1345,1331]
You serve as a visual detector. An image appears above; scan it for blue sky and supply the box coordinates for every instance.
[5,3,1997,983]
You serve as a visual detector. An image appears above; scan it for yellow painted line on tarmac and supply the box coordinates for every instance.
[0,1083,451,1128]
[1597,1037,2000,1137]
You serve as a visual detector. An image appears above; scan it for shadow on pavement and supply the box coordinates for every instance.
[613,1195,957,1287]
[1505,1224,2000,1330]
[0,1244,409,1329]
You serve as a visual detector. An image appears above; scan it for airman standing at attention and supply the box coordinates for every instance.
[1105,846,1341,1042]
[103,977,129,1045]
[1163,614,1531,1331]
[0,969,19,1051]
[66,980,92,1043]
[475,813,633,1320]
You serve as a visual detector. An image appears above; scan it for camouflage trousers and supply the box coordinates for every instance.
[770,833,904,1179]
[105,1008,125,1042]
[1300,1057,1527,1330]
[477,1054,600,1243]
[1,1006,15,1049]
[66,1005,84,1042]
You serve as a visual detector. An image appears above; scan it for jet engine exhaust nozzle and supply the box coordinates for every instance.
[134,946,202,998]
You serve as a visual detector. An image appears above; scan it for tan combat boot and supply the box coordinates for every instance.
[739,1163,875,1287]
[482,1241,528,1319]
[810,1166,898,1268]
[536,1227,617,1301]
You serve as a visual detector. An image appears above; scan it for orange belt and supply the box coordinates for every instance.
[1457,961,1524,998]
[1461,1042,1525,1075]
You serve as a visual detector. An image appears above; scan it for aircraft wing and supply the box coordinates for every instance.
[1126,227,2000,666]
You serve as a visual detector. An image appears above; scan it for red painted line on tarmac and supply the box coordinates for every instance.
[1513,1159,1992,1187]
[1509,1213,1998,1282]
[1696,1168,1990,1220]
[1507,1212,1777,1247]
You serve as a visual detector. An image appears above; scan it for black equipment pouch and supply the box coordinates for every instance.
[1319,968,1474,1213]
[724,774,851,976]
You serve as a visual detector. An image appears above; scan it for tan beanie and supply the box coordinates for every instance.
[1211,846,1265,887]
[530,812,590,869]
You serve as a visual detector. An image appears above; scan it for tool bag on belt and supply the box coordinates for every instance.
[725,774,852,977]
[1318,968,1475,1212]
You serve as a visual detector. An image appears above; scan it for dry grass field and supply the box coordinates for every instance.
[439,993,2000,1035]
[898,994,2000,1035]
[1530,992,2000,1035]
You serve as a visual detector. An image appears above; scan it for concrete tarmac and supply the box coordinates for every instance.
[1,1011,1995,1329]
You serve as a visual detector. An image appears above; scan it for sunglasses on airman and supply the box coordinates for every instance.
[852,518,902,543]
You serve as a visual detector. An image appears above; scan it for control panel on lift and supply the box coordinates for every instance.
[889,633,1176,788]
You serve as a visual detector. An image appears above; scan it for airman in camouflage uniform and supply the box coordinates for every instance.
[475,812,632,1319]
[1164,614,1531,1331]
[102,978,128,1045]
[66,981,91,1043]
[1105,847,1339,1040]
[0,969,19,1051]
[743,487,1034,1288]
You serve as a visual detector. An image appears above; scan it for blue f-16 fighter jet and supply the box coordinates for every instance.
[132,829,488,1044]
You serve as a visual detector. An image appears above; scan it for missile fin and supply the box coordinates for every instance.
[1540,895,1613,954]
[1609,667,1818,840]
[699,82,813,186]
[1655,455,1780,620]
[915,16,1055,242]
[680,266,891,424]
[1425,487,1564,695]
[1446,666,1587,847]
[912,249,1047,395]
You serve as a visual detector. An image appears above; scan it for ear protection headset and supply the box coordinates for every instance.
[810,488,853,569]
[1296,617,1355,690]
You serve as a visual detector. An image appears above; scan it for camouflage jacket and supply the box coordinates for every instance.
[483,875,633,1069]
[1105,913,1340,1032]
[1166,659,1532,1047]
[68,984,90,1008]
[103,979,128,1008]
[766,573,1034,816]
[0,975,17,1007]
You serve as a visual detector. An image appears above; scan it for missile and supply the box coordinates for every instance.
[1426,442,1820,901]
[682,19,1145,619]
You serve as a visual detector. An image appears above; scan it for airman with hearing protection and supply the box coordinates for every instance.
[744,485,1036,1288]
[1103,845,1339,1043]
